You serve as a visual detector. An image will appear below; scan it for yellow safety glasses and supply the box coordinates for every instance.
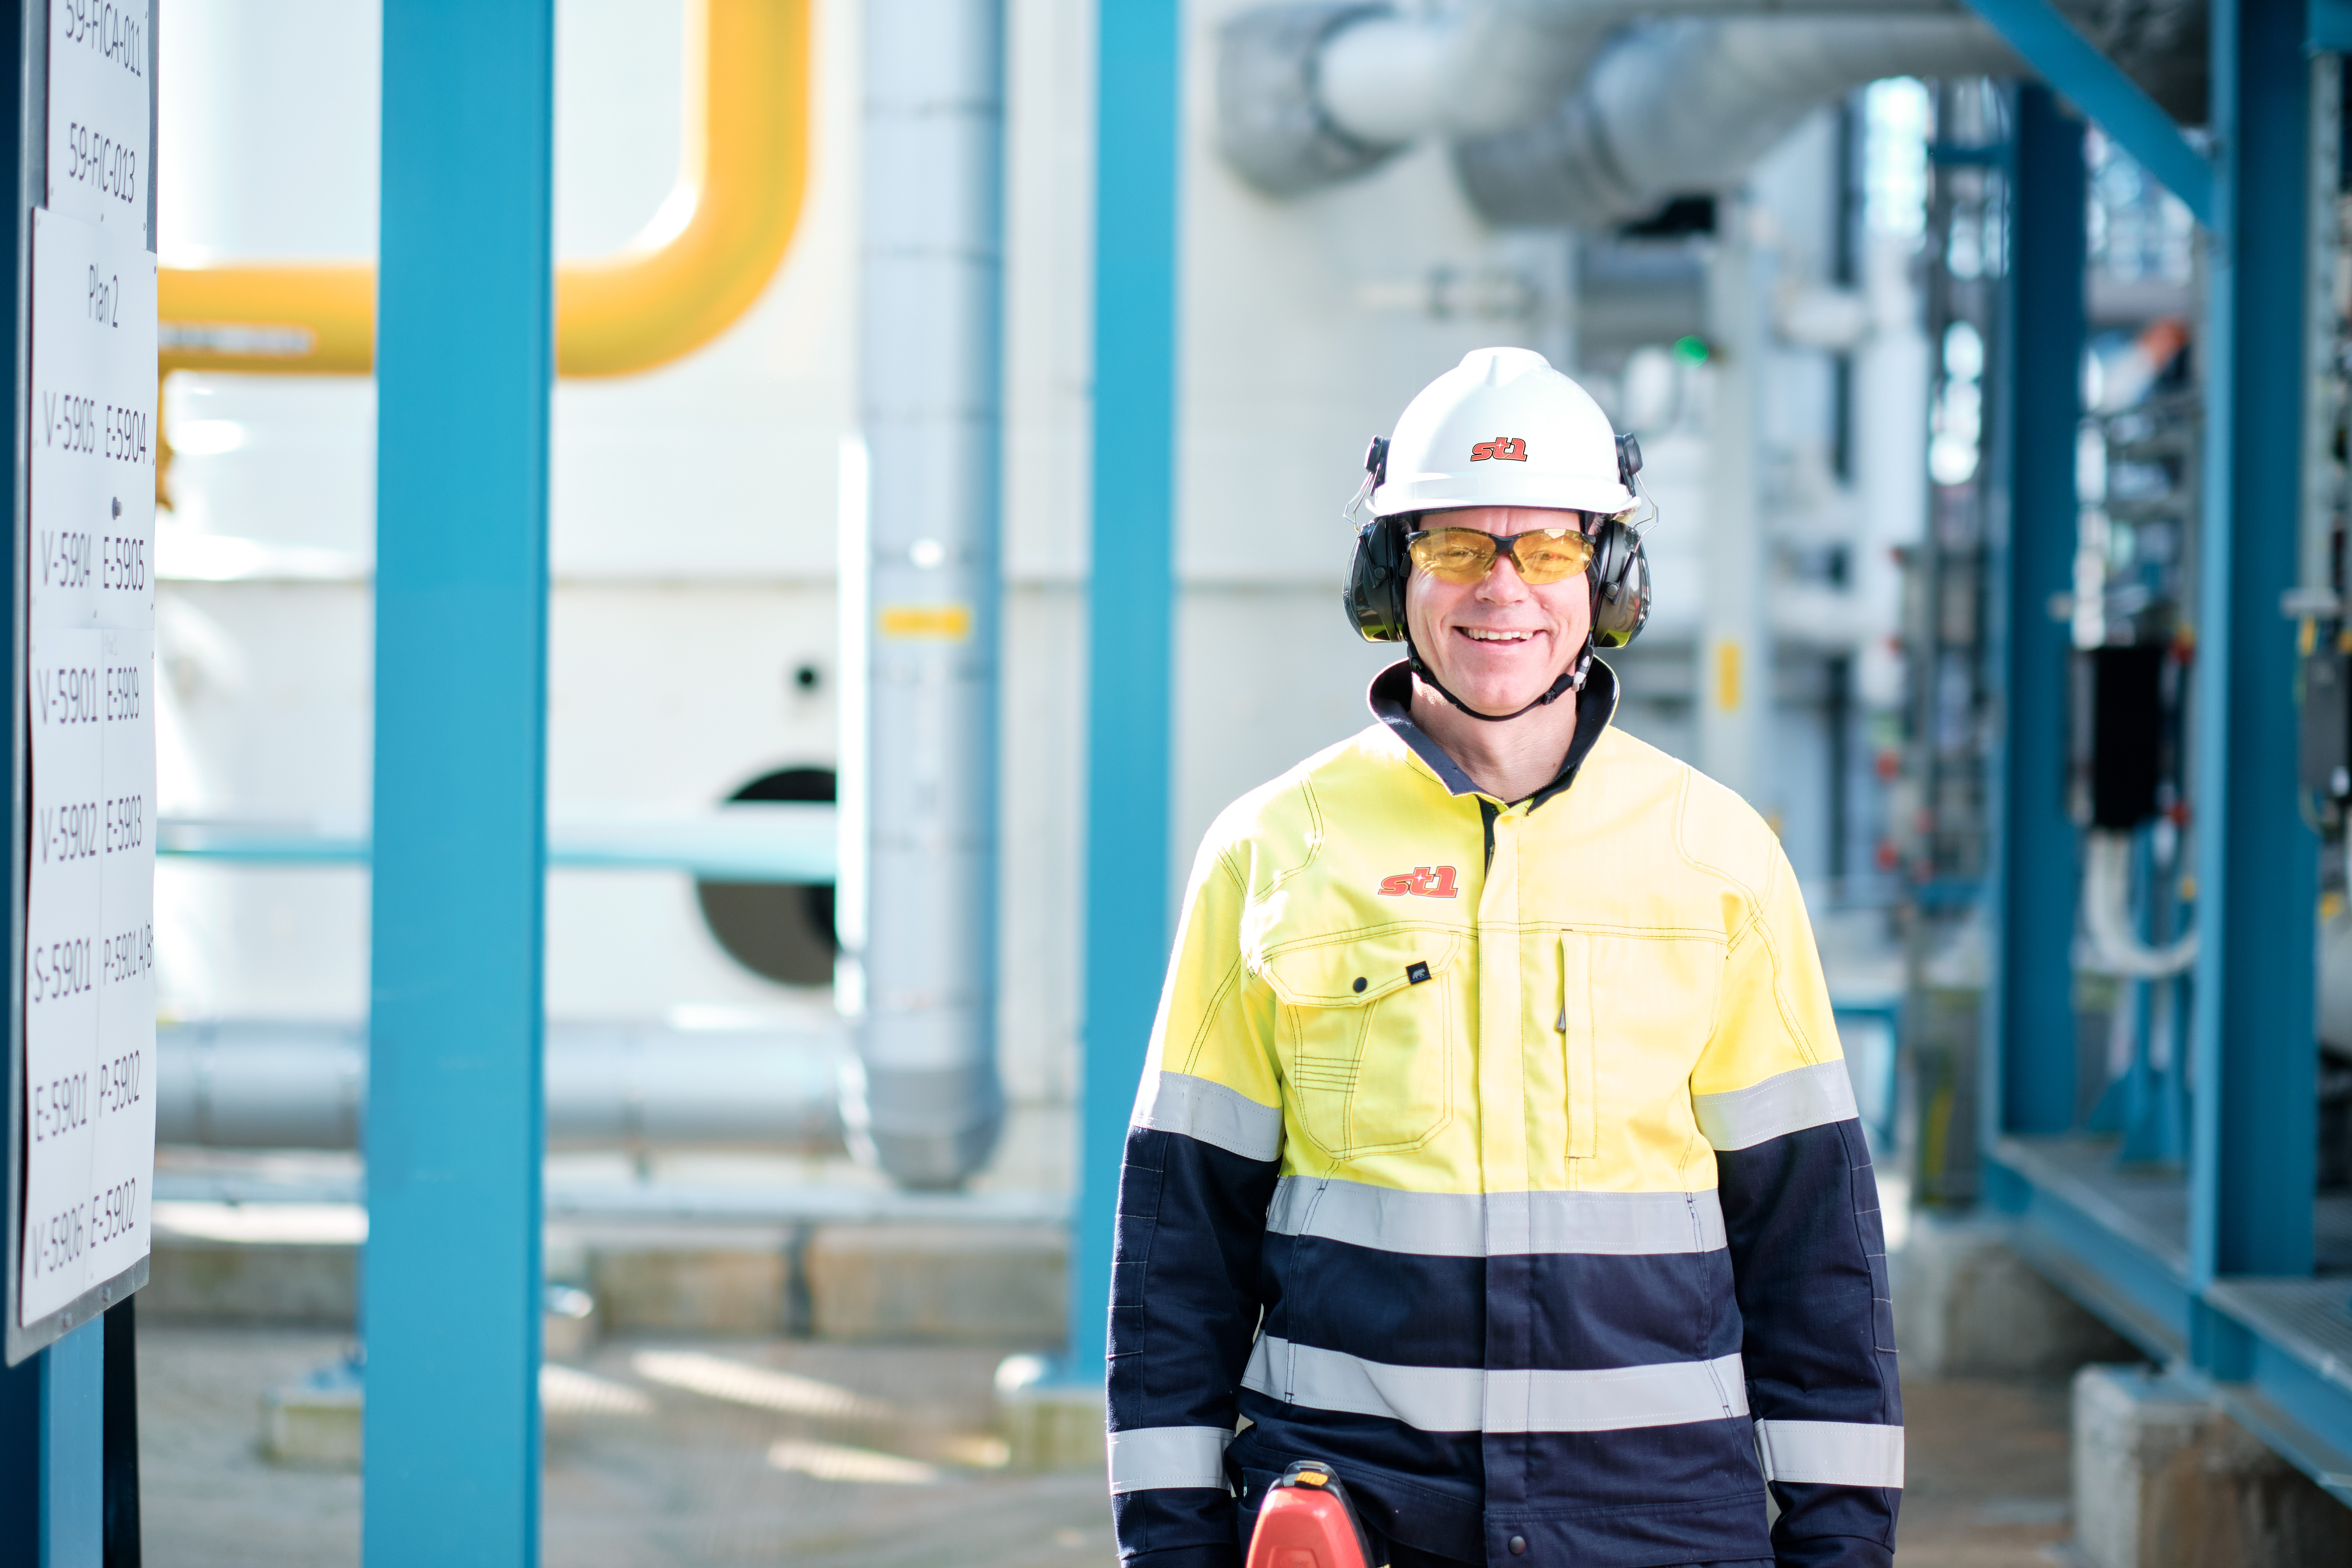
[1405,525,1595,585]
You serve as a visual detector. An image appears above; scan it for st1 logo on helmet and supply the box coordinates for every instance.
[1468,436,1527,462]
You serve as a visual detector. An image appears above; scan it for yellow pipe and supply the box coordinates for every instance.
[156,0,811,380]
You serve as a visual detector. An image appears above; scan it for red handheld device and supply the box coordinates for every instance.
[1244,1459,1376,1568]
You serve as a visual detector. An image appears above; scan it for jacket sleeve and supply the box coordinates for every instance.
[1691,837,1901,1568]
[1109,837,1284,1568]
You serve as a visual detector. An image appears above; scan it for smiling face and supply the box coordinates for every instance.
[1403,505,1593,713]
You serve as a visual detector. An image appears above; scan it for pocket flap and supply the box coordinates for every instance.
[1257,929,1463,1007]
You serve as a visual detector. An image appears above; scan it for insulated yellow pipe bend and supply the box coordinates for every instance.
[156,0,811,380]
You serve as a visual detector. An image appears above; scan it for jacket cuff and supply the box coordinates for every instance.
[1773,1530,1895,1568]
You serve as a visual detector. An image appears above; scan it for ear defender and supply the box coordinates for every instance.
[1592,432,1650,648]
[1345,515,1412,642]
[1588,518,1651,647]
[1344,434,1411,642]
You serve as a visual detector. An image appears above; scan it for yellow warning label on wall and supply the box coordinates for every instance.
[879,604,973,640]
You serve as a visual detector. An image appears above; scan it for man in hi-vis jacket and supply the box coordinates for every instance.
[1107,349,1900,1568]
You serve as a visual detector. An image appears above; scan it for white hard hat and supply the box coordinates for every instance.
[1372,347,1635,518]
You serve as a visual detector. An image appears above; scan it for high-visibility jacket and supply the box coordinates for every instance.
[1107,661,1900,1568]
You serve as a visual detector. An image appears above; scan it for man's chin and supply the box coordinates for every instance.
[1421,667,1572,717]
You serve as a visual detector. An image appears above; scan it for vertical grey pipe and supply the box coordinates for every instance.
[845,0,1006,1188]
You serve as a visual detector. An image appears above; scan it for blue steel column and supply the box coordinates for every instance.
[39,1321,100,1566]
[1071,0,1181,1375]
[365,2,554,1560]
[1985,85,2086,1153]
[2188,0,2318,1331]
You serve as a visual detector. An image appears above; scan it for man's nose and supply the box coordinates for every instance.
[1477,553,1529,597]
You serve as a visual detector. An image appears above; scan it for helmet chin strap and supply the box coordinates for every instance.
[1406,638,1592,723]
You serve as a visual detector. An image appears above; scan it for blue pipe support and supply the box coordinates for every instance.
[1072,0,1181,1377]
[1986,83,2086,1147]
[365,2,554,1560]
[39,1320,102,1566]
[2189,0,2318,1311]
[1962,0,2214,223]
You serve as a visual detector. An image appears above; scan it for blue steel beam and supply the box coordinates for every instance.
[1072,0,1181,1377]
[365,2,555,1562]
[1962,0,2214,225]
[2188,0,2319,1327]
[1985,85,2086,1147]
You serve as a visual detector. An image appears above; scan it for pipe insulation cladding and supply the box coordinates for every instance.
[845,0,1008,1189]
[1452,16,2022,228]
[1216,0,1997,201]
[154,1023,848,1152]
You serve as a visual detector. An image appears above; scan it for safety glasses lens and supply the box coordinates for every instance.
[1512,530,1594,583]
[1408,530,1497,581]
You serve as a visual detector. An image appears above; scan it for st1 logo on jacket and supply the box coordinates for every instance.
[1377,865,1459,898]
[1468,436,1527,462]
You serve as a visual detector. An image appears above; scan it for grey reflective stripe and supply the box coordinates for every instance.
[1265,1177,1726,1257]
[1106,1425,1233,1494]
[1243,1335,1747,1434]
[1131,1071,1283,1161]
[1755,1419,1904,1488]
[1693,1060,1859,1151]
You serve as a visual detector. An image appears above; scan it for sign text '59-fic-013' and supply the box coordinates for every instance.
[48,0,151,240]
[18,202,155,1327]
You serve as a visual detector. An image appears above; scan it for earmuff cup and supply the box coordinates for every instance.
[1587,516,1651,648]
[1344,517,1412,643]
[1344,513,1650,649]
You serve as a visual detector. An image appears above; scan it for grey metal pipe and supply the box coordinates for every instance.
[1216,0,1975,198]
[1220,0,2200,207]
[1453,16,2022,227]
[156,1022,847,1152]
[846,0,1006,1189]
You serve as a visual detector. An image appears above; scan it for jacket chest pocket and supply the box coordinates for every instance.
[1258,930,1463,1161]
[1556,929,1725,1166]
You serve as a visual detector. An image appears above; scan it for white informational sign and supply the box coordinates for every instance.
[18,205,155,1327]
[47,0,150,239]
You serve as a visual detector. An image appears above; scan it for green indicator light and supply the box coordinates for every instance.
[1673,335,1710,364]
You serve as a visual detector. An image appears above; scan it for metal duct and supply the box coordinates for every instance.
[158,1022,367,1149]
[1454,16,2021,228]
[1218,0,1652,194]
[1216,3,1398,195]
[155,1022,847,1152]
[1316,0,1629,145]
[1220,0,2203,207]
[1217,0,1976,200]
[846,0,1007,1189]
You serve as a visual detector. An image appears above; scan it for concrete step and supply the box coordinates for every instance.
[2072,1363,2352,1568]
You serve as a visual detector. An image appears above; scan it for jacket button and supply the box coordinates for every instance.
[1508,1537,1527,1556]
[1352,976,1367,993]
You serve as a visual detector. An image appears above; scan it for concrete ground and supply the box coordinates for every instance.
[137,1324,2074,1567]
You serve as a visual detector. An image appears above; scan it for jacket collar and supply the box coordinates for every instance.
[1367,656,1619,812]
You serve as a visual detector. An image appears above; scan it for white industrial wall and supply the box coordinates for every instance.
[155,0,1903,1194]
